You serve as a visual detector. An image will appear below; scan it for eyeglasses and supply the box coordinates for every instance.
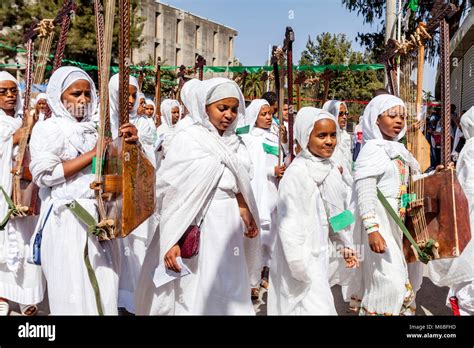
[338,111,349,116]
[0,87,18,96]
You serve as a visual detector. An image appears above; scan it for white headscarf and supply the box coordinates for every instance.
[0,71,23,116]
[46,67,97,122]
[145,98,155,114]
[294,107,337,184]
[43,67,98,155]
[108,73,140,139]
[159,99,181,128]
[32,92,47,107]
[244,99,270,131]
[322,100,346,124]
[192,78,245,150]
[355,94,419,181]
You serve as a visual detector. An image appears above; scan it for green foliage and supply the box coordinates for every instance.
[299,32,384,116]
[0,0,145,79]
[341,0,470,63]
[136,55,177,99]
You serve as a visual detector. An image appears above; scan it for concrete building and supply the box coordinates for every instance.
[132,0,238,76]
[436,8,474,112]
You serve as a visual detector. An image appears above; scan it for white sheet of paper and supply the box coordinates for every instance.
[152,257,191,289]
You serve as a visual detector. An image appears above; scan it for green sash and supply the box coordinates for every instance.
[262,142,279,157]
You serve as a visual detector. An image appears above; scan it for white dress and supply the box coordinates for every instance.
[0,112,45,306]
[135,125,260,315]
[30,119,121,315]
[352,150,415,315]
[268,156,351,315]
[244,128,279,268]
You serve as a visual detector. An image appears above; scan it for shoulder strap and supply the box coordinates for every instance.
[376,188,430,264]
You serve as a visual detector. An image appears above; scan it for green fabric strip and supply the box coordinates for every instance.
[235,125,250,135]
[262,143,279,156]
[66,200,104,315]
[0,185,15,231]
[376,189,430,264]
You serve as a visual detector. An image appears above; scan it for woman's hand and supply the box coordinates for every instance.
[368,231,386,253]
[274,165,286,178]
[341,248,359,268]
[119,123,139,143]
[164,244,181,273]
[236,193,258,238]
[241,207,258,238]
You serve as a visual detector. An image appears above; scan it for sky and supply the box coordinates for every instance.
[160,0,437,93]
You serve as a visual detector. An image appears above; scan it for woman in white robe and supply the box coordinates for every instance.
[349,94,425,316]
[135,78,262,315]
[32,93,48,122]
[267,107,357,315]
[426,106,474,315]
[155,99,181,168]
[241,99,284,289]
[144,98,157,129]
[0,71,45,315]
[29,67,127,315]
[107,74,157,314]
[323,100,353,186]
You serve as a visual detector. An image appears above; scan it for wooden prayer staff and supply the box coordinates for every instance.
[295,71,306,113]
[271,45,285,166]
[283,26,295,161]
[154,56,162,127]
[320,68,335,106]
[176,64,186,103]
[195,54,206,81]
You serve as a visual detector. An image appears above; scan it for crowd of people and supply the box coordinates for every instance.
[0,66,473,316]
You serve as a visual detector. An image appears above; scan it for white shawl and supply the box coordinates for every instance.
[355,94,420,181]
[0,72,23,271]
[154,78,261,284]
[241,99,272,226]
[270,107,353,314]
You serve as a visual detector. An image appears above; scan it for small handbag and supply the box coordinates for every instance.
[178,174,222,259]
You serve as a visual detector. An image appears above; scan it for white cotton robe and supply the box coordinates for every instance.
[29,67,121,315]
[241,99,279,268]
[0,71,45,306]
[135,78,262,315]
[348,94,423,316]
[267,107,354,315]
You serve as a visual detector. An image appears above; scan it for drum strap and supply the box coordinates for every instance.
[376,188,430,264]
[66,200,104,315]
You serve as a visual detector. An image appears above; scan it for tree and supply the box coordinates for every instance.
[341,0,471,64]
[0,0,145,80]
[299,32,384,116]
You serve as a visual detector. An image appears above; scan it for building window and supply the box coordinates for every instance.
[176,19,182,43]
[154,43,160,63]
[213,31,218,54]
[212,57,217,66]
[176,48,182,66]
[195,25,201,49]
[155,12,161,38]
[228,36,233,58]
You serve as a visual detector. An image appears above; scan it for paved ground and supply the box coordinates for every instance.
[8,275,452,316]
[254,276,452,316]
